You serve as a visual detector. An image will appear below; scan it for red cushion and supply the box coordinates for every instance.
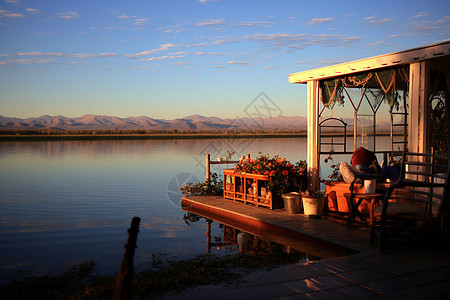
[351,147,377,168]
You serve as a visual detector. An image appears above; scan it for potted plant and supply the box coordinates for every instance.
[301,190,327,218]
[234,154,307,197]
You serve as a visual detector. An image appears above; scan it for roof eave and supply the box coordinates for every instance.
[288,40,450,84]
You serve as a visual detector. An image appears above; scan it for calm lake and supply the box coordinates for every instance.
[0,137,311,282]
[0,136,390,283]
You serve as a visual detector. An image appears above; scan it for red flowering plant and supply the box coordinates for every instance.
[234,154,307,196]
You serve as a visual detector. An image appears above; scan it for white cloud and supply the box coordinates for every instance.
[197,0,219,3]
[186,42,209,47]
[369,18,390,23]
[0,9,25,18]
[412,11,430,18]
[196,18,226,26]
[26,8,40,13]
[134,18,149,26]
[125,43,178,58]
[72,53,117,58]
[140,55,184,62]
[173,62,190,66]
[228,61,250,66]
[389,34,414,38]
[57,11,80,20]
[366,41,383,46]
[307,18,334,25]
[9,58,55,64]
[18,52,63,56]
[211,32,360,49]
[4,0,21,5]
[236,21,275,27]
[194,51,226,56]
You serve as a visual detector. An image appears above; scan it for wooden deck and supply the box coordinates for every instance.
[160,196,450,299]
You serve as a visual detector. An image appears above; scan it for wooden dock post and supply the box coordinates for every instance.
[206,153,211,182]
[113,216,141,300]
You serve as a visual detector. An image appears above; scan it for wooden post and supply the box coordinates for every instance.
[206,219,212,253]
[206,153,210,183]
[113,217,141,300]
[307,80,320,191]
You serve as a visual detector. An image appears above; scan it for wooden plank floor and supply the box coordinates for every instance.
[159,196,450,299]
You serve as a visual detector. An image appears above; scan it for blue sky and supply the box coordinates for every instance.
[1,0,449,119]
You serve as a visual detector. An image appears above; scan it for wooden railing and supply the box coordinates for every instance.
[205,153,249,182]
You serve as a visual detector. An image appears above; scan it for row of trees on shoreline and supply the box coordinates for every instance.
[0,129,308,136]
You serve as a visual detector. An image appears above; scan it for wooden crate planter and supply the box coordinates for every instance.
[223,169,282,209]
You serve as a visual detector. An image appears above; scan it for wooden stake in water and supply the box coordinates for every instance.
[113,216,141,300]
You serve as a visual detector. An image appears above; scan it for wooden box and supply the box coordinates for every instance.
[223,169,282,209]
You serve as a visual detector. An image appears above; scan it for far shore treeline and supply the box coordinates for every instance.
[0,129,308,141]
[0,129,394,141]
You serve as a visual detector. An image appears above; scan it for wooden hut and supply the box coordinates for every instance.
[288,41,450,192]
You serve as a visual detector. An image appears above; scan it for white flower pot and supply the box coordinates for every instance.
[364,179,376,194]
[302,196,325,217]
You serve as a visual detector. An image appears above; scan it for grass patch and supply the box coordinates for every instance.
[0,251,313,299]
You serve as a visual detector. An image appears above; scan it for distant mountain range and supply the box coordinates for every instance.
[0,114,309,131]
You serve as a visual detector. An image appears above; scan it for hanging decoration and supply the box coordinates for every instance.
[321,78,342,107]
[320,66,409,109]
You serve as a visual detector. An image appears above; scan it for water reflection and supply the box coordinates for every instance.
[0,138,310,282]
[183,212,318,265]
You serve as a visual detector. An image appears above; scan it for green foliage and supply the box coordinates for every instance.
[0,250,313,299]
[328,162,341,181]
[179,172,223,196]
[0,260,116,300]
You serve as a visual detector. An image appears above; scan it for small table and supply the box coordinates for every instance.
[344,192,383,226]
[345,172,384,227]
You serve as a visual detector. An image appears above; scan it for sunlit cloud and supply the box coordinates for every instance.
[186,42,209,47]
[140,54,184,62]
[412,11,430,18]
[4,58,55,65]
[236,21,275,27]
[134,18,149,26]
[4,0,20,5]
[125,43,178,58]
[0,9,25,18]
[366,41,383,46]
[228,61,250,66]
[370,18,390,23]
[173,61,189,66]
[72,53,117,58]
[26,8,40,13]
[57,11,80,20]
[18,52,63,56]
[197,0,220,3]
[389,34,414,38]
[264,65,279,70]
[194,51,226,55]
[307,18,334,25]
[196,18,226,26]
[17,52,117,59]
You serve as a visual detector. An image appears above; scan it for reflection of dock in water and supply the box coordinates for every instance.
[182,196,367,259]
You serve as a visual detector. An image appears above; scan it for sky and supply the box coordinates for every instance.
[0,0,449,120]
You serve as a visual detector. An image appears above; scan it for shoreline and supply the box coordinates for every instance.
[0,132,396,141]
